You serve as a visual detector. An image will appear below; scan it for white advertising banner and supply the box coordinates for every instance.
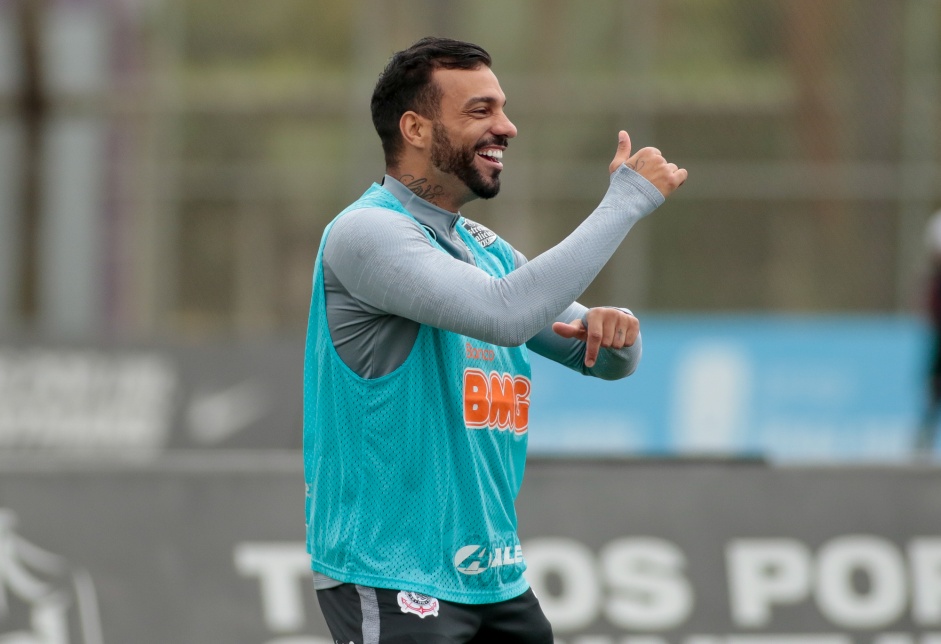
[0,456,938,643]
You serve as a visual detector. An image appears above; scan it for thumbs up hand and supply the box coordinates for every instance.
[609,130,687,198]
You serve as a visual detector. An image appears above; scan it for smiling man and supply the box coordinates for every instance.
[304,37,686,643]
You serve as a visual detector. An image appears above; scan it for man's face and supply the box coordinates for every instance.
[428,66,517,201]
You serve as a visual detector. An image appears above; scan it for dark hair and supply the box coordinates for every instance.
[371,37,492,167]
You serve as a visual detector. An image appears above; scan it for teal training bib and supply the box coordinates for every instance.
[303,184,532,604]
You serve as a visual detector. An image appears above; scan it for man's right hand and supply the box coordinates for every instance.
[609,130,687,198]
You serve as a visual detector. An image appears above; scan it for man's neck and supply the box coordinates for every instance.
[387,166,471,213]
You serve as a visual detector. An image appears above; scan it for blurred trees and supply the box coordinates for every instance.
[3,0,939,337]
[13,0,45,323]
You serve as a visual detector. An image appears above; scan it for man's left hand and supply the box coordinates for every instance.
[551,308,639,368]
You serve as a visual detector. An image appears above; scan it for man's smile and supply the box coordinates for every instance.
[476,147,504,170]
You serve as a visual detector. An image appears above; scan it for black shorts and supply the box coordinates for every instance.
[316,583,554,644]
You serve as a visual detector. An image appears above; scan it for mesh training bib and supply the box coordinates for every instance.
[304,184,532,604]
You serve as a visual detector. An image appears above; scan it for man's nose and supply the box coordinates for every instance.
[494,112,518,139]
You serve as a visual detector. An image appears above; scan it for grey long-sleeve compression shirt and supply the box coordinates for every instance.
[321,164,664,380]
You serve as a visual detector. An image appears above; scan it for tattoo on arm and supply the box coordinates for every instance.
[400,175,445,204]
[626,159,645,172]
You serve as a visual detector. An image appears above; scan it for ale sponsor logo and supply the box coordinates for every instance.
[453,543,524,576]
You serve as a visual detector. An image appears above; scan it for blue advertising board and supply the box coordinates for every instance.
[0,316,931,461]
[528,315,929,462]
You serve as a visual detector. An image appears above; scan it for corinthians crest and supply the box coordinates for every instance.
[397,591,440,618]
[0,509,104,644]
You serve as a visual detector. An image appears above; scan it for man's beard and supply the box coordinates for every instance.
[431,121,503,200]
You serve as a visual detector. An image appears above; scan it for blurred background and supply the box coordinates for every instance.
[1,2,941,642]
[2,0,940,460]
[2,0,940,335]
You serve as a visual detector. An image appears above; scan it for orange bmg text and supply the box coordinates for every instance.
[463,368,531,434]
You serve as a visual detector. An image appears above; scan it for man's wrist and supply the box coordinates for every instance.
[609,164,666,211]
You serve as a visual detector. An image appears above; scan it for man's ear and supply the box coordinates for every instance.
[400,111,431,150]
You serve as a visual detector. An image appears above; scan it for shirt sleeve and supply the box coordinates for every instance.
[514,224,641,380]
[524,301,642,380]
[323,164,663,348]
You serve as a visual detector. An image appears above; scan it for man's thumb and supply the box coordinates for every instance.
[551,321,579,338]
[610,130,633,174]
[617,130,632,157]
